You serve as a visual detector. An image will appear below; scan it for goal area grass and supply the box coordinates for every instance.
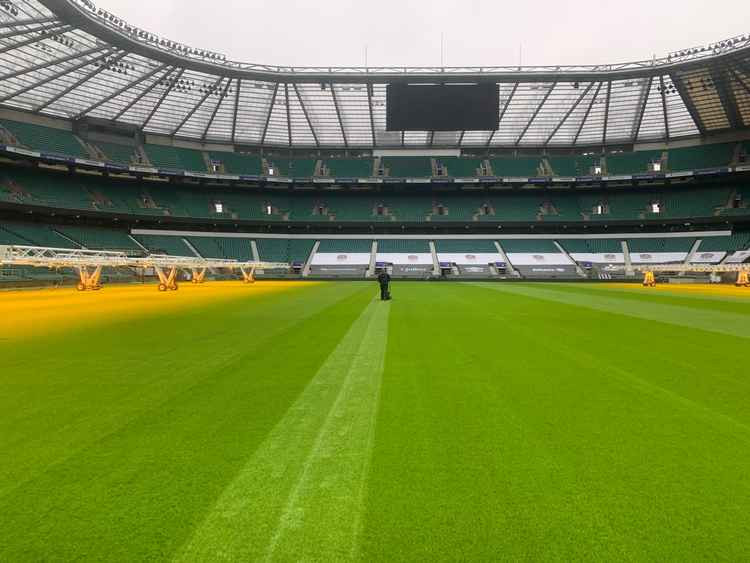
[1,281,749,560]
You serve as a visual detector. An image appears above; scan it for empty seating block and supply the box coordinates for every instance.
[435,240,497,253]
[377,239,430,253]
[317,239,372,253]
[606,150,662,175]
[267,159,317,177]
[627,238,695,253]
[499,239,559,253]
[144,145,207,171]
[56,226,140,251]
[667,143,735,171]
[0,119,87,157]
[547,155,599,177]
[188,237,252,261]
[382,157,433,178]
[490,157,541,177]
[95,142,136,165]
[208,152,263,175]
[324,158,374,178]
[134,235,192,256]
[2,222,78,248]
[256,239,315,263]
[437,157,483,177]
[559,239,622,254]
[698,233,750,252]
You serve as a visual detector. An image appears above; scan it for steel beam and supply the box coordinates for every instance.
[293,83,319,147]
[669,73,707,134]
[113,65,175,121]
[543,82,593,146]
[602,81,612,145]
[515,82,556,145]
[141,67,185,128]
[77,62,169,118]
[486,83,519,146]
[231,79,241,143]
[201,78,233,140]
[284,83,292,147]
[572,82,603,145]
[659,75,670,140]
[0,16,58,30]
[0,23,71,56]
[0,45,111,104]
[631,76,653,142]
[36,51,128,111]
[330,83,348,147]
[170,75,225,135]
[260,83,279,145]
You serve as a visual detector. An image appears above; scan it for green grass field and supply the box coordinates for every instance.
[2,281,750,560]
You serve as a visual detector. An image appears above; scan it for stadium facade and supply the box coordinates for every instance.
[0,0,749,284]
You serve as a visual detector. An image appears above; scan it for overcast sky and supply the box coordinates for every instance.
[93,0,749,68]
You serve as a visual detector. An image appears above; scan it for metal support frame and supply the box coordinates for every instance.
[76,265,102,291]
[260,83,279,145]
[366,83,377,147]
[191,268,207,284]
[632,76,653,141]
[113,65,175,121]
[0,45,112,104]
[293,83,319,146]
[36,50,128,111]
[0,245,287,292]
[231,79,241,143]
[486,83,518,147]
[239,265,256,284]
[729,67,750,98]
[573,82,603,145]
[0,16,59,30]
[154,265,179,291]
[201,78,233,140]
[169,75,225,135]
[0,23,72,56]
[0,22,64,41]
[669,73,707,135]
[659,75,670,141]
[543,82,593,146]
[602,81,612,145]
[515,82,556,145]
[141,67,185,128]
[709,66,742,129]
[330,83,348,147]
[284,83,292,147]
[77,62,170,118]
[0,37,97,81]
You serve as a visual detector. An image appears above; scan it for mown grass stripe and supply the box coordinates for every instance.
[474,282,750,338]
[176,297,390,561]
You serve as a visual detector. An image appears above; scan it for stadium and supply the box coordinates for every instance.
[1,0,750,559]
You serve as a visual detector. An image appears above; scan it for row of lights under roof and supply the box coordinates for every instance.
[0,1,19,16]
[74,0,227,63]
[158,78,235,97]
[668,35,749,60]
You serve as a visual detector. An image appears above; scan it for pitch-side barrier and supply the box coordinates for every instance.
[0,245,288,291]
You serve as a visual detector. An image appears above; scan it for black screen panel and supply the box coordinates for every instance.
[386,84,499,131]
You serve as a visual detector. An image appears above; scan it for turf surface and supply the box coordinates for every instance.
[2,281,750,560]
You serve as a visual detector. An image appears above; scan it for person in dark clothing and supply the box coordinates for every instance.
[377,270,391,301]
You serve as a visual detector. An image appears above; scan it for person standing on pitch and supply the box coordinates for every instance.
[378,269,391,301]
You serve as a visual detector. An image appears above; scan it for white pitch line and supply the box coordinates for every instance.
[175,296,390,562]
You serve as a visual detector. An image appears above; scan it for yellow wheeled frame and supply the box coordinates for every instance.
[191,268,207,284]
[239,265,256,284]
[154,266,179,292]
[76,265,103,291]
[642,271,656,287]
[737,271,750,288]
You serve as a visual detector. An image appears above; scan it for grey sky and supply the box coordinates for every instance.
[93,0,749,68]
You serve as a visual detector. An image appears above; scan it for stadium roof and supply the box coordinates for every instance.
[1,0,750,149]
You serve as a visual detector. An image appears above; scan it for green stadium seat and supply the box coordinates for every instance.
[381,157,433,178]
[606,150,662,175]
[377,240,430,253]
[499,239,560,253]
[94,142,136,165]
[144,145,207,171]
[434,240,497,253]
[0,119,87,157]
[667,143,735,171]
[317,239,373,253]
[208,152,262,175]
[489,157,542,177]
[324,158,374,178]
